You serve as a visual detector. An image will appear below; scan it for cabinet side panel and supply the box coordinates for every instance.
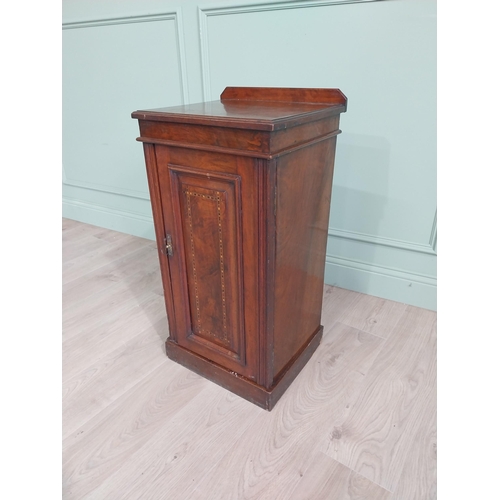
[270,116,339,153]
[273,137,337,380]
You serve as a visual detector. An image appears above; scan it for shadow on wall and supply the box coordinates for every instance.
[328,132,392,290]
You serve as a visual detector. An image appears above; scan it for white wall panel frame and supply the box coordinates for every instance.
[62,10,189,103]
[62,10,188,202]
[198,0,382,102]
[328,211,437,256]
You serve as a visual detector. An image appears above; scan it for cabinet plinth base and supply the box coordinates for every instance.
[165,326,323,411]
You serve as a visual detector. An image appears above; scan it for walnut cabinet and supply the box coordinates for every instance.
[132,87,347,410]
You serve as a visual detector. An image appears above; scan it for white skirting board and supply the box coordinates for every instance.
[324,255,436,311]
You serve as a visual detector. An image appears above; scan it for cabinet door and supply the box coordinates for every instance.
[156,147,259,380]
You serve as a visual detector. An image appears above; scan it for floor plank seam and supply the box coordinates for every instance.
[62,291,166,353]
[63,243,158,293]
[334,320,391,342]
[62,359,178,451]
[63,279,165,326]
[80,387,255,499]
[63,355,170,440]
[62,336,167,385]
[317,450,394,495]
[351,468,394,495]
[62,243,146,286]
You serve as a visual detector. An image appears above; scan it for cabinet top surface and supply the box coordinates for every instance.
[132,87,347,131]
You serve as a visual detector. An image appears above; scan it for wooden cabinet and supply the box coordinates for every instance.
[132,87,347,410]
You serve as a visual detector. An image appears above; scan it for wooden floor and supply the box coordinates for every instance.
[62,219,437,500]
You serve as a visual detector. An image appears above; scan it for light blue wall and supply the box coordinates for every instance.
[63,0,437,310]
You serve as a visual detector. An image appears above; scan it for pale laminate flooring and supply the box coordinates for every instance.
[62,219,437,500]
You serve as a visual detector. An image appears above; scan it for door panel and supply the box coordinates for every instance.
[169,164,245,362]
[156,148,258,380]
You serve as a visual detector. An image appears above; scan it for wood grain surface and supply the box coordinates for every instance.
[62,220,437,499]
[289,451,391,500]
[321,306,437,493]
